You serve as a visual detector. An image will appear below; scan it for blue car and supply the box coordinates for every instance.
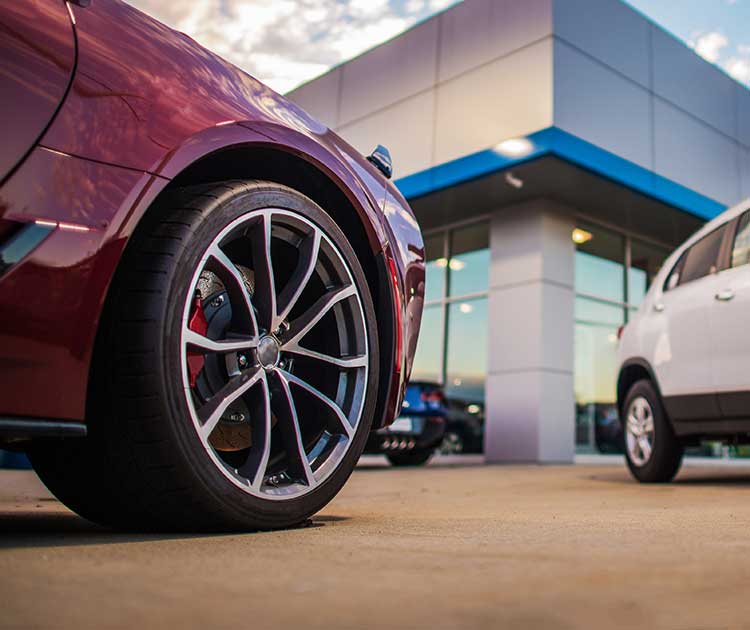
[364,382,447,466]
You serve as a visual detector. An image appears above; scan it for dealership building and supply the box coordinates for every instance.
[290,0,750,462]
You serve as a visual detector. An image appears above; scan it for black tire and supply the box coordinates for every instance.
[622,379,683,483]
[387,447,434,467]
[30,180,379,531]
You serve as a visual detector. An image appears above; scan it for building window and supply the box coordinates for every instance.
[448,223,489,297]
[410,304,443,384]
[574,222,669,454]
[423,233,446,303]
[445,297,488,403]
[629,238,669,307]
[731,211,750,268]
[574,223,625,303]
[409,220,489,445]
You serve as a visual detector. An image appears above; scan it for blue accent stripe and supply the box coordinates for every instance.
[395,127,726,221]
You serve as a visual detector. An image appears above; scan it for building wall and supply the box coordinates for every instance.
[289,0,750,208]
[289,0,555,181]
[552,0,748,207]
[485,202,575,462]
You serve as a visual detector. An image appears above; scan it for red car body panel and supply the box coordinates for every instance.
[0,0,75,182]
[0,0,424,429]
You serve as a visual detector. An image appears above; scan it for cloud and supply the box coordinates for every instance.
[726,57,750,83]
[687,30,750,86]
[128,0,462,93]
[690,31,729,63]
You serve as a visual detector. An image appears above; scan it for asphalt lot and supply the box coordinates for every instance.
[3,456,750,629]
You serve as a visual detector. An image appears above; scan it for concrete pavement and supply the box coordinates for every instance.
[2,456,750,629]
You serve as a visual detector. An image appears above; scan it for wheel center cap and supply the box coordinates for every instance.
[257,335,281,370]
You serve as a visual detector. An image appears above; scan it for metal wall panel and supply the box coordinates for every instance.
[554,40,652,170]
[553,0,651,88]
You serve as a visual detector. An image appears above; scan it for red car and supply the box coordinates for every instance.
[0,0,424,531]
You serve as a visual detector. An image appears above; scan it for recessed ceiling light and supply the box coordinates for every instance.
[494,137,534,157]
[572,228,593,244]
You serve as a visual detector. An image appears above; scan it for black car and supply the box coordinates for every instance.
[364,382,447,466]
[440,398,485,455]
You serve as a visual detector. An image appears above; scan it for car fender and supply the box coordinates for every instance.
[114,122,389,253]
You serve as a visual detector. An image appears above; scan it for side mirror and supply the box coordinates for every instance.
[367,145,393,179]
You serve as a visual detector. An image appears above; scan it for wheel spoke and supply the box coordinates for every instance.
[197,368,263,439]
[638,436,652,461]
[284,284,356,347]
[276,228,321,328]
[284,346,367,369]
[184,328,258,354]
[252,376,273,489]
[627,417,640,437]
[281,370,354,438]
[235,373,272,490]
[250,211,277,332]
[643,414,654,434]
[205,245,258,336]
[272,371,315,486]
[635,400,646,422]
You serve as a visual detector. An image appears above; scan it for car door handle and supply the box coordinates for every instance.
[653,303,665,312]
[715,289,735,302]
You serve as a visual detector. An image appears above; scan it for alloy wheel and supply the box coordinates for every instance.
[180,209,369,499]
[440,431,464,455]
[625,395,655,466]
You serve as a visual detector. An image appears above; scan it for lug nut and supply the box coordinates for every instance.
[238,355,248,368]
[228,412,245,423]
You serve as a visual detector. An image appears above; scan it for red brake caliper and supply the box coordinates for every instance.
[187,293,208,388]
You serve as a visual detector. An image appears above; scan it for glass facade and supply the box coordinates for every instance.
[410,221,489,434]
[412,216,674,457]
[573,222,669,453]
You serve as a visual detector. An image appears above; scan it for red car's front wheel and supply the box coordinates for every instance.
[30,180,379,531]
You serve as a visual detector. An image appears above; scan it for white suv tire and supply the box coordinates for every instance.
[623,380,684,483]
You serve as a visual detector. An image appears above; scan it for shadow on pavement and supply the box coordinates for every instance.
[356,454,485,472]
[585,469,750,487]
[0,510,350,550]
[674,474,750,486]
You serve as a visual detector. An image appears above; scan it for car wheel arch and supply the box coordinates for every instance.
[617,358,663,418]
[89,142,398,433]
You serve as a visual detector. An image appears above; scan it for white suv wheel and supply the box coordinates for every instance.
[625,396,655,466]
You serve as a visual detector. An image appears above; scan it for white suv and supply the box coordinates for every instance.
[617,199,750,482]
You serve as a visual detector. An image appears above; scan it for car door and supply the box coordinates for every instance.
[651,224,730,421]
[709,210,750,417]
[0,0,76,183]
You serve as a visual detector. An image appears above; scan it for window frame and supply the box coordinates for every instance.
[662,222,734,292]
[730,210,750,270]
[417,218,491,387]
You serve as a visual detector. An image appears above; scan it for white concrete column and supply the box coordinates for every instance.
[484,200,575,463]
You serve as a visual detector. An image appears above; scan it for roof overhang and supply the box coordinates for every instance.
[408,152,704,247]
[400,127,720,245]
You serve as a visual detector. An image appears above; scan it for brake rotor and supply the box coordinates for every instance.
[188,268,262,453]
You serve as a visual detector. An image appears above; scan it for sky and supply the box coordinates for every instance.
[129,0,750,93]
